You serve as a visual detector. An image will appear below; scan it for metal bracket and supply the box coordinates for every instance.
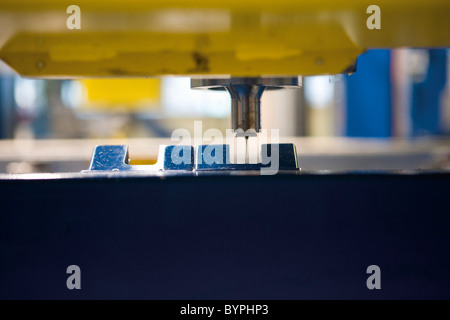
[195,144,298,171]
[86,145,194,172]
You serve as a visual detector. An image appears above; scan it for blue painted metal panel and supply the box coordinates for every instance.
[346,50,392,138]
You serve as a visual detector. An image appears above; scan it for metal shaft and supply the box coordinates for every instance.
[226,84,265,136]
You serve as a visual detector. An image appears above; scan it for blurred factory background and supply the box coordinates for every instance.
[1,48,449,173]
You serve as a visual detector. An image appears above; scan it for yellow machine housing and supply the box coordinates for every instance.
[0,0,449,77]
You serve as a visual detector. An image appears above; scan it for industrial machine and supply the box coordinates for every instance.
[1,0,450,299]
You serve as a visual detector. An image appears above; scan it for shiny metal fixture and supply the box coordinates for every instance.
[191,77,300,136]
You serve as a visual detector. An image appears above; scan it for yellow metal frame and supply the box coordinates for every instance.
[80,78,161,111]
[0,0,449,77]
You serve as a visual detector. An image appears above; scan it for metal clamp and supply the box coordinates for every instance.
[86,145,194,172]
[195,143,298,171]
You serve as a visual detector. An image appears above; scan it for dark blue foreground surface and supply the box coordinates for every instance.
[0,173,449,299]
